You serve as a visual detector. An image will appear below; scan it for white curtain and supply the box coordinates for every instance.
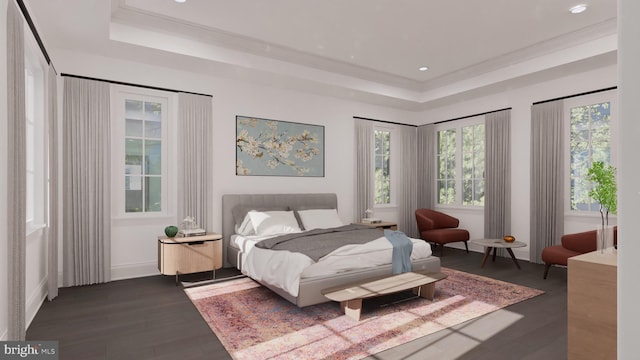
[354,119,374,221]
[485,110,511,254]
[7,0,27,341]
[47,64,58,300]
[417,124,436,209]
[530,101,564,264]
[398,125,418,237]
[177,93,213,231]
[62,77,111,286]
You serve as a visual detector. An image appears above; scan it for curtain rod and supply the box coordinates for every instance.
[16,0,56,73]
[61,73,213,97]
[533,86,617,105]
[353,116,417,127]
[431,107,512,125]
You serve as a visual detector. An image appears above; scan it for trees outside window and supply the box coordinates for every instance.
[374,130,391,205]
[462,124,485,206]
[437,129,456,205]
[436,117,485,207]
[569,101,612,212]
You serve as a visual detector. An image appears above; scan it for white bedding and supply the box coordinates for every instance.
[234,233,433,297]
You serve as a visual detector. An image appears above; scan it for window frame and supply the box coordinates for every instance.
[434,115,485,209]
[564,91,618,216]
[111,86,173,219]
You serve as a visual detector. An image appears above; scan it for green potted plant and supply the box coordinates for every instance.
[586,161,617,251]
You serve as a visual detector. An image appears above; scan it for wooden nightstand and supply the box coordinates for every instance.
[353,221,398,231]
[158,232,223,285]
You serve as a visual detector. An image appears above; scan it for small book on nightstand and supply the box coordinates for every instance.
[361,218,382,224]
[179,228,207,237]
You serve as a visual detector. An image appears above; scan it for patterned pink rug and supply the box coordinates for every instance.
[185,268,543,360]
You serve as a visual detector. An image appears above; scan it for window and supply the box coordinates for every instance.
[374,130,391,205]
[24,29,46,232]
[436,129,456,205]
[436,117,485,206]
[26,68,36,223]
[462,124,485,206]
[567,95,615,212]
[113,88,170,216]
[124,99,163,213]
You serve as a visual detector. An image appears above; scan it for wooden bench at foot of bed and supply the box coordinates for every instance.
[322,271,447,321]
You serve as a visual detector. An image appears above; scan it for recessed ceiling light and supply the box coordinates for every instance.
[569,4,587,14]
[419,66,429,71]
[175,0,187,3]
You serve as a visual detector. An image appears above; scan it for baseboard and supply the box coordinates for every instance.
[54,262,159,287]
[26,276,48,329]
[111,261,160,281]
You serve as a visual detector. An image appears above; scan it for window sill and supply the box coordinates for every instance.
[26,223,46,237]
[374,204,397,210]
[565,211,617,222]
[434,205,484,214]
[112,214,175,224]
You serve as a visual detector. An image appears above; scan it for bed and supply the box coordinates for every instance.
[222,193,441,307]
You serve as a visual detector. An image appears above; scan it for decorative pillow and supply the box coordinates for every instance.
[296,209,344,230]
[291,204,336,229]
[248,210,301,236]
[232,205,289,235]
[235,213,256,236]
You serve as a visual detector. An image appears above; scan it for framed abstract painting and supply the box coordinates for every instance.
[236,116,325,177]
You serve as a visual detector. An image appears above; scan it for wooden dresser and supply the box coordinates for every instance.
[568,250,617,360]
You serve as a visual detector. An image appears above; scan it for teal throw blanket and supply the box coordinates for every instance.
[384,229,413,274]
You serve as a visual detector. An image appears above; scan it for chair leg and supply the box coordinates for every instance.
[464,241,469,253]
[441,244,445,257]
[543,263,551,279]
[430,243,443,257]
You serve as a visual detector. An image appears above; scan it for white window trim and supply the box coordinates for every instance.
[373,124,398,209]
[563,91,618,215]
[111,86,176,219]
[434,115,485,208]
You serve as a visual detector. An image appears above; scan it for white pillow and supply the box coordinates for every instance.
[297,209,344,230]
[235,213,256,236]
[248,210,301,236]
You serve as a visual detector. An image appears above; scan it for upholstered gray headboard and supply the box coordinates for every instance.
[221,193,338,267]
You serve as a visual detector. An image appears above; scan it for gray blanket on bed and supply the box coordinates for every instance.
[254,224,383,261]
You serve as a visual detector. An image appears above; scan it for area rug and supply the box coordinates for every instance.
[184,268,543,360]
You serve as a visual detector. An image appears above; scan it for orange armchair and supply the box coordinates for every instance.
[415,209,470,256]
[541,227,617,279]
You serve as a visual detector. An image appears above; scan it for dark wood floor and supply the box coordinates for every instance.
[27,249,568,360]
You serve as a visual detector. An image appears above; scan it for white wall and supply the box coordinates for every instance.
[422,64,618,261]
[48,47,619,277]
[1,0,9,341]
[617,0,640,357]
[52,49,421,279]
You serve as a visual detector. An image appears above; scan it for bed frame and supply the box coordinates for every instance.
[221,193,441,307]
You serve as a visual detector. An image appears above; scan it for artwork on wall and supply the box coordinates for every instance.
[236,116,325,177]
